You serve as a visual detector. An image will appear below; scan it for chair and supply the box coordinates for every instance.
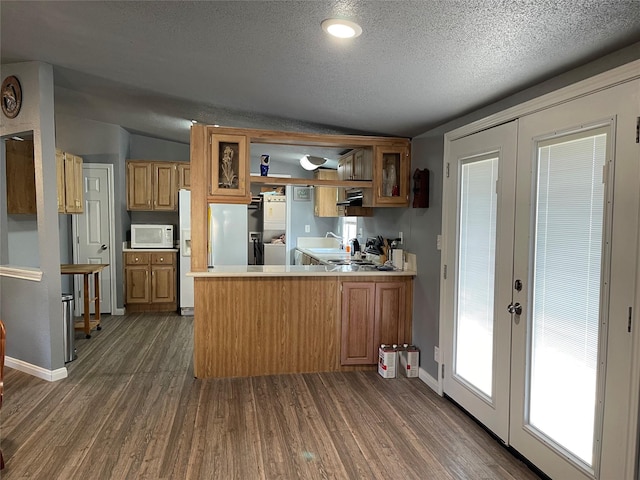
[1,319,5,469]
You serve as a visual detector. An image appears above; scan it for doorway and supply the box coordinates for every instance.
[441,80,640,479]
[71,163,116,315]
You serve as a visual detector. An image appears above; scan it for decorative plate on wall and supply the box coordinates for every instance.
[1,76,22,119]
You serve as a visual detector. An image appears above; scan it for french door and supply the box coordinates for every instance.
[441,79,640,479]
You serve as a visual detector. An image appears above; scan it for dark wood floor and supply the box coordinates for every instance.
[1,312,541,479]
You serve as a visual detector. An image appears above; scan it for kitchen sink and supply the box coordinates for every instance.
[307,248,345,254]
[325,258,376,266]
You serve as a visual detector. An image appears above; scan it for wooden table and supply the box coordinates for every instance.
[61,264,108,338]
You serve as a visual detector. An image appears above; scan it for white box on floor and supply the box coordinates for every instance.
[398,344,419,377]
[378,344,397,378]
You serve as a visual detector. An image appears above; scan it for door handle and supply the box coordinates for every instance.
[100,244,108,251]
[507,302,522,315]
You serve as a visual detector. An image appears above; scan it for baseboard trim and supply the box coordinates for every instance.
[113,307,125,315]
[419,367,441,395]
[5,356,68,382]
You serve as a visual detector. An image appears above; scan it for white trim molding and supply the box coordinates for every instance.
[0,265,43,281]
[419,367,441,395]
[5,356,68,382]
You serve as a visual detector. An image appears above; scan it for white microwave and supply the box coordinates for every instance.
[131,224,174,249]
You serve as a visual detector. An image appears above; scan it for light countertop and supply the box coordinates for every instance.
[187,265,416,277]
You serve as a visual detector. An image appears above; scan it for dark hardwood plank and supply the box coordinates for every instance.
[0,313,542,480]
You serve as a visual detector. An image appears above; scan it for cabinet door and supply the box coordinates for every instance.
[337,152,353,180]
[210,134,250,203]
[5,138,36,214]
[177,163,191,190]
[153,162,176,211]
[127,162,153,210]
[65,154,84,213]
[151,266,175,303]
[56,149,65,213]
[314,169,339,217]
[374,282,407,347]
[125,266,150,304]
[373,146,410,206]
[352,148,373,180]
[341,282,376,365]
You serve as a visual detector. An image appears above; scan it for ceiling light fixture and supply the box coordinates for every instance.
[321,18,362,39]
[300,155,327,171]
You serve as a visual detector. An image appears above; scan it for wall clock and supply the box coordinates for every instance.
[1,75,22,119]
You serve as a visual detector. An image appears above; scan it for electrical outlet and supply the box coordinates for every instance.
[358,227,363,237]
[305,225,310,233]
[436,234,442,250]
[434,346,439,362]
[249,231,261,243]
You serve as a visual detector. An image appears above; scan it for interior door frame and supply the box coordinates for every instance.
[71,162,119,316]
[440,60,640,477]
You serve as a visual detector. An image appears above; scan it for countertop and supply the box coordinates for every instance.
[188,265,416,277]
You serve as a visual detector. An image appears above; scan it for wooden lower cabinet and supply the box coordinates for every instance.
[124,251,176,312]
[341,280,410,365]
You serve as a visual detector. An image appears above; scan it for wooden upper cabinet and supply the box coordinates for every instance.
[373,145,411,207]
[338,148,373,181]
[127,161,153,210]
[152,162,176,211]
[6,139,37,214]
[6,142,82,215]
[314,169,339,217]
[56,149,65,212]
[209,134,250,203]
[64,153,84,213]
[127,160,178,211]
[177,163,191,190]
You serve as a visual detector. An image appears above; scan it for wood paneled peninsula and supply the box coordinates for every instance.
[189,266,415,378]
[189,125,414,379]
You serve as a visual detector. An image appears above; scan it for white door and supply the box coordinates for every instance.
[72,164,114,314]
[509,80,639,480]
[442,79,639,480]
[441,120,518,442]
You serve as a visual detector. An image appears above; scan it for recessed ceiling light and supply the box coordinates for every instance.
[321,18,362,39]
[191,119,198,124]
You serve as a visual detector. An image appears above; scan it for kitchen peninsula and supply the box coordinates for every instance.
[189,125,414,378]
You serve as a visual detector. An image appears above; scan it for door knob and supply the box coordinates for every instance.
[507,302,522,315]
[100,244,108,250]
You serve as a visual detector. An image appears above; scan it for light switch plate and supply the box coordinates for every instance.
[436,234,442,250]
[305,225,310,233]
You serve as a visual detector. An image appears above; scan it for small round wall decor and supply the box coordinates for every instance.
[1,75,22,119]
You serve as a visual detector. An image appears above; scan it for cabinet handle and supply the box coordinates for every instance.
[135,257,139,262]
[160,257,164,262]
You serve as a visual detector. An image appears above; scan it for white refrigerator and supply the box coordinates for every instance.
[178,190,248,315]
[179,189,193,315]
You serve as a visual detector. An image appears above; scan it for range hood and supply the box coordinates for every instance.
[336,188,364,207]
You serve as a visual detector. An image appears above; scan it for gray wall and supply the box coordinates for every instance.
[406,40,640,380]
[0,61,64,371]
[55,113,131,308]
[53,122,191,309]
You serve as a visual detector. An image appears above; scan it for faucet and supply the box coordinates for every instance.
[325,231,344,249]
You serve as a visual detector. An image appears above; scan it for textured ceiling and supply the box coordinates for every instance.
[2,0,640,149]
